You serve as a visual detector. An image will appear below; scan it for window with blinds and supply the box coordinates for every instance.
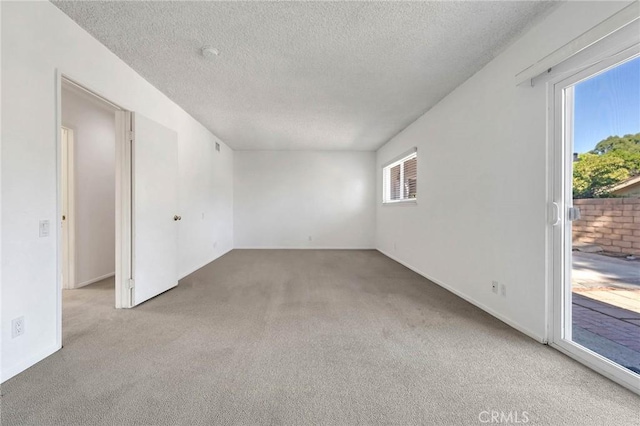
[383,150,417,203]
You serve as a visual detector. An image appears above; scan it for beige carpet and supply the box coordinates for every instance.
[1,250,638,425]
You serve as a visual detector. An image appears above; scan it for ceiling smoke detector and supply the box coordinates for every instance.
[201,46,219,60]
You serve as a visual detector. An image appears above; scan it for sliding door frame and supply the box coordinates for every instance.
[547,48,640,395]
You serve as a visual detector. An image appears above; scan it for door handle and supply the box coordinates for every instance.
[550,202,561,226]
[568,207,581,222]
[174,215,182,221]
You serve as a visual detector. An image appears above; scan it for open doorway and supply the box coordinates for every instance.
[60,79,121,317]
[56,73,181,351]
[56,74,181,332]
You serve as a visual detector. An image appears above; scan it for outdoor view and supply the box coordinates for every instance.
[571,56,640,374]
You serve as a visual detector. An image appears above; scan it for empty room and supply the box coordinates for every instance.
[1,1,639,425]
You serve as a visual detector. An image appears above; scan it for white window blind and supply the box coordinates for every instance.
[383,150,417,203]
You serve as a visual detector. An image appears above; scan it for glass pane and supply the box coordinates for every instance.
[404,157,417,199]
[390,164,401,200]
[570,56,640,375]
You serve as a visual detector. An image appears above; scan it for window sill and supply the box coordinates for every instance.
[382,199,417,206]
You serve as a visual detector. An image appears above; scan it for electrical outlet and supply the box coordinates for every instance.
[393,242,397,251]
[500,284,507,297]
[213,241,217,248]
[492,281,498,294]
[308,236,313,241]
[12,317,25,338]
[201,212,205,219]
[39,220,50,238]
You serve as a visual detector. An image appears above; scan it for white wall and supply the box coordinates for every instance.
[179,129,233,279]
[1,1,234,382]
[375,1,633,341]
[61,87,116,287]
[234,151,375,249]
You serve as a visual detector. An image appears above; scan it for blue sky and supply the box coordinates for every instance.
[573,55,640,154]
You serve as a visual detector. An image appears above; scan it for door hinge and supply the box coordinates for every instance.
[127,278,135,289]
[128,131,134,142]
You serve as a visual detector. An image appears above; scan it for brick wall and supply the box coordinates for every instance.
[572,198,640,255]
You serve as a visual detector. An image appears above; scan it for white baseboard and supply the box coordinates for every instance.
[233,247,376,250]
[178,247,233,280]
[74,272,115,289]
[377,249,546,344]
[1,343,61,383]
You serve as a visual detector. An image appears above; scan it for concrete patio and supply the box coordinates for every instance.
[571,252,640,373]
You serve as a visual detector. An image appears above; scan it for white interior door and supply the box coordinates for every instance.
[131,112,179,306]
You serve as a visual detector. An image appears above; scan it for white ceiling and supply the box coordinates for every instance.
[53,1,557,151]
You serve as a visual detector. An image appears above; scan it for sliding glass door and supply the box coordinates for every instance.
[551,50,640,393]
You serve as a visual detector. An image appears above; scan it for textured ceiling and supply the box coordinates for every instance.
[53,1,557,151]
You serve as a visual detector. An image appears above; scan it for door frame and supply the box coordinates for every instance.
[55,71,134,347]
[116,110,135,309]
[60,126,76,290]
[547,49,640,394]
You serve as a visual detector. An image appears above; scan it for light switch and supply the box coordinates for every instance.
[39,220,50,237]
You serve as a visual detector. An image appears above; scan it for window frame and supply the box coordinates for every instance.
[382,148,418,205]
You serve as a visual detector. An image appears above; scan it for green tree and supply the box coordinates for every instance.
[573,153,630,198]
[590,133,640,155]
[573,133,640,198]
